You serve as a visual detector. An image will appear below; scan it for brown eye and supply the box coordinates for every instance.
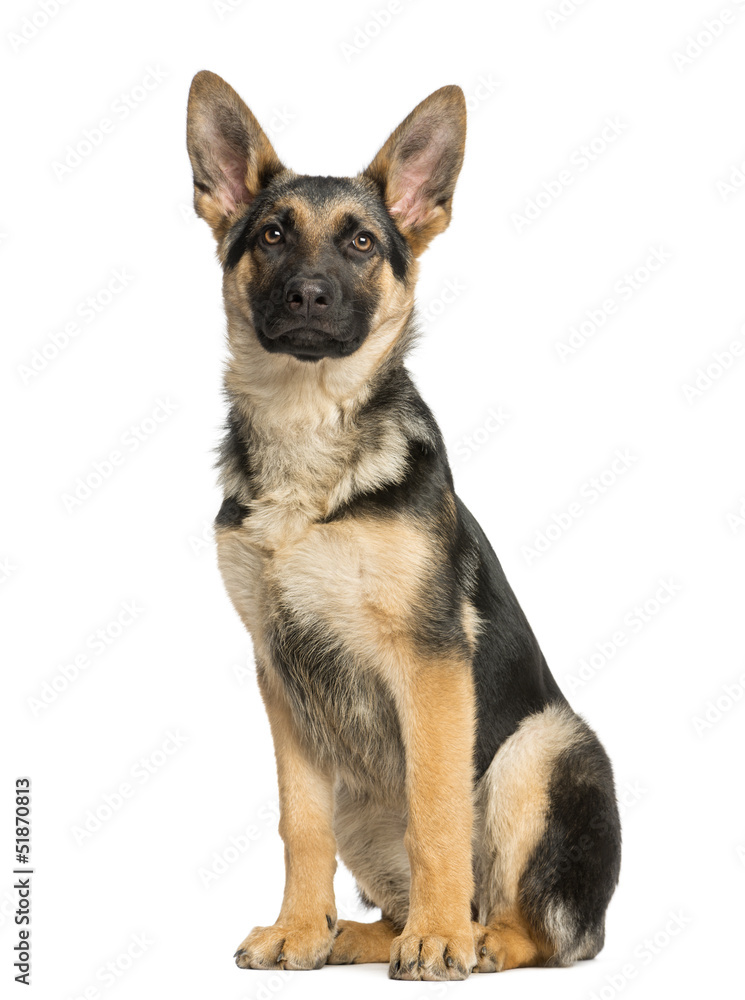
[351,232,374,252]
[262,225,283,245]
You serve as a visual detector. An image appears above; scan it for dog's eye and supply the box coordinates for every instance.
[351,232,374,253]
[262,226,284,245]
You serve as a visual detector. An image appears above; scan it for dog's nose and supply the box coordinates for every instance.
[284,277,335,317]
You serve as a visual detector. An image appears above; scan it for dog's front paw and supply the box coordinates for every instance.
[388,927,476,981]
[234,917,335,971]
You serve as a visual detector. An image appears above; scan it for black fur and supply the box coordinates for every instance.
[454,503,567,780]
[215,319,621,969]
[262,611,405,791]
[519,723,622,963]
[222,175,411,361]
[218,365,575,785]
[225,175,410,281]
[319,365,567,780]
[215,496,249,528]
[200,78,621,968]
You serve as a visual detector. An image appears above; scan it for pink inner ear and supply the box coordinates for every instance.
[388,178,428,229]
[219,157,251,214]
[205,121,251,215]
[387,122,450,228]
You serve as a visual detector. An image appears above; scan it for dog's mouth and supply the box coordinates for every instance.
[257,324,361,362]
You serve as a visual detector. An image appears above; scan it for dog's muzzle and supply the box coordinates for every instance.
[258,275,361,361]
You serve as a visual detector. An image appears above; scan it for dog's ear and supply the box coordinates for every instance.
[186,70,285,240]
[362,86,466,256]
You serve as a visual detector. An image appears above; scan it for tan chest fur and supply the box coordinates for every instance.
[217,495,432,676]
[218,397,419,634]
[215,411,435,792]
[217,512,428,795]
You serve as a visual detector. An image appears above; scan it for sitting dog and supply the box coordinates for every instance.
[186,71,621,981]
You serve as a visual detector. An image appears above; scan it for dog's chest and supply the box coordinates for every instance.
[217,503,412,790]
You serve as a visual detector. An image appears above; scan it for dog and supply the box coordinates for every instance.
[186,70,621,981]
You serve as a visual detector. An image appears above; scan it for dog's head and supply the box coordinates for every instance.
[186,71,466,369]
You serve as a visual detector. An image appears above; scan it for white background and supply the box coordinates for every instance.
[2,1,744,998]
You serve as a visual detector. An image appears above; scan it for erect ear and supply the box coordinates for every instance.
[362,85,466,256]
[186,70,285,241]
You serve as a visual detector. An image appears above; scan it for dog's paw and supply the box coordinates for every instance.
[388,928,476,981]
[234,916,335,971]
[471,919,541,973]
[472,923,509,973]
[327,918,397,965]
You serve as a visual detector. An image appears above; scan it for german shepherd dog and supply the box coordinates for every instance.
[186,71,621,981]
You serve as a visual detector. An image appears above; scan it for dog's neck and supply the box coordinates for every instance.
[218,309,428,542]
[223,296,414,430]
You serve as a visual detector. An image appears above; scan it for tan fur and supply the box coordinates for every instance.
[386,658,477,980]
[218,513,458,802]
[217,407,414,550]
[215,528,270,657]
[220,502,481,978]
[186,71,286,241]
[269,519,435,658]
[219,514,436,652]
[243,194,378,258]
[234,674,338,970]
[461,598,482,655]
[363,86,467,255]
[466,706,591,972]
[221,247,417,444]
[188,73,616,981]
[328,919,398,965]
[473,703,586,928]
[472,913,547,972]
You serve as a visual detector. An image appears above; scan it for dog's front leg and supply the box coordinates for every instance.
[390,659,478,981]
[235,674,337,971]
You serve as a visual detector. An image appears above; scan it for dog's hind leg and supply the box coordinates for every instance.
[472,703,621,971]
[327,918,399,964]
